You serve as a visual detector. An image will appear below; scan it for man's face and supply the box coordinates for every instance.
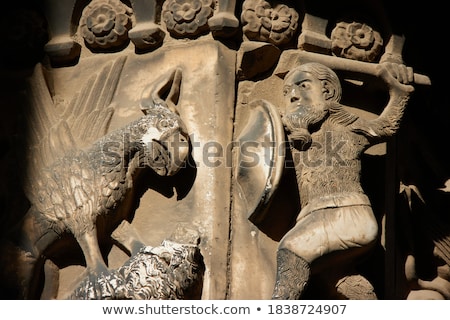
[283,70,325,114]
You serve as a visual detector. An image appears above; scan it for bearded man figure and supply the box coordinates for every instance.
[272,62,414,299]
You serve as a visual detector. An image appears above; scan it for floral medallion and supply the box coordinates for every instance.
[331,21,383,62]
[241,0,299,46]
[80,0,133,50]
[162,0,214,38]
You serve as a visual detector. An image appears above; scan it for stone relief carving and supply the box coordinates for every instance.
[241,0,299,46]
[80,0,134,51]
[68,222,204,300]
[207,0,239,37]
[162,0,214,38]
[69,240,204,299]
[0,0,445,301]
[330,21,383,62]
[399,183,450,299]
[270,61,414,299]
[3,58,195,299]
[127,0,166,51]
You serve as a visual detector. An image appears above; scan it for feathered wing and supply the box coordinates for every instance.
[24,63,75,212]
[62,55,127,148]
[24,56,127,214]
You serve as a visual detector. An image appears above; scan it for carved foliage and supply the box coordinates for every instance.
[241,0,299,46]
[80,0,133,50]
[162,0,214,38]
[330,21,383,62]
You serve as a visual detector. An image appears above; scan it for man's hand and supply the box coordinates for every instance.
[377,62,415,93]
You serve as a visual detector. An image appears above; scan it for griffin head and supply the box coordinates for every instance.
[137,104,189,176]
[138,67,190,176]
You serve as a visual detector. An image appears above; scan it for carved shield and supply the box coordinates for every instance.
[234,99,286,225]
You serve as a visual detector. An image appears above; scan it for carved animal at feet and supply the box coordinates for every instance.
[68,237,205,300]
[4,57,191,299]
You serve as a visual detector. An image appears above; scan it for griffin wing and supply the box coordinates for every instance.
[24,56,127,212]
[61,56,127,148]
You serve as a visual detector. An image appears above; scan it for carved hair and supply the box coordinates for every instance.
[284,62,342,103]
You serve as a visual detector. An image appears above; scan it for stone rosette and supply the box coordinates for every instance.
[241,0,299,46]
[331,21,383,62]
[80,0,133,50]
[162,0,214,38]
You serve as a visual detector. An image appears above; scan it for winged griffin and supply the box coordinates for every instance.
[2,56,193,299]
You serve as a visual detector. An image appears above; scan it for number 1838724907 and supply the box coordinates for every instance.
[267,304,347,315]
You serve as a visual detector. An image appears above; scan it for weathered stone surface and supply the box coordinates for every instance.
[0,0,447,301]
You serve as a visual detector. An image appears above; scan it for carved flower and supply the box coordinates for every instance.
[80,0,133,50]
[241,0,299,46]
[331,21,383,62]
[162,0,214,38]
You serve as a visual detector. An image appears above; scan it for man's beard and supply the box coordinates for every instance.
[282,102,329,151]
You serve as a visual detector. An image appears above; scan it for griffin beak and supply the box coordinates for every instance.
[163,131,190,176]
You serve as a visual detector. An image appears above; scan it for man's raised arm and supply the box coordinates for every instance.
[350,62,415,140]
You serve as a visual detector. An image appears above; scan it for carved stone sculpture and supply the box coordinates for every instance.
[0,0,444,301]
[69,241,204,300]
[241,0,299,46]
[162,0,214,38]
[67,221,204,300]
[80,0,134,51]
[330,21,383,62]
[4,60,191,299]
[271,61,414,299]
[398,183,450,299]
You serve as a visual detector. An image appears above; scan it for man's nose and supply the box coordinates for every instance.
[289,87,300,103]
